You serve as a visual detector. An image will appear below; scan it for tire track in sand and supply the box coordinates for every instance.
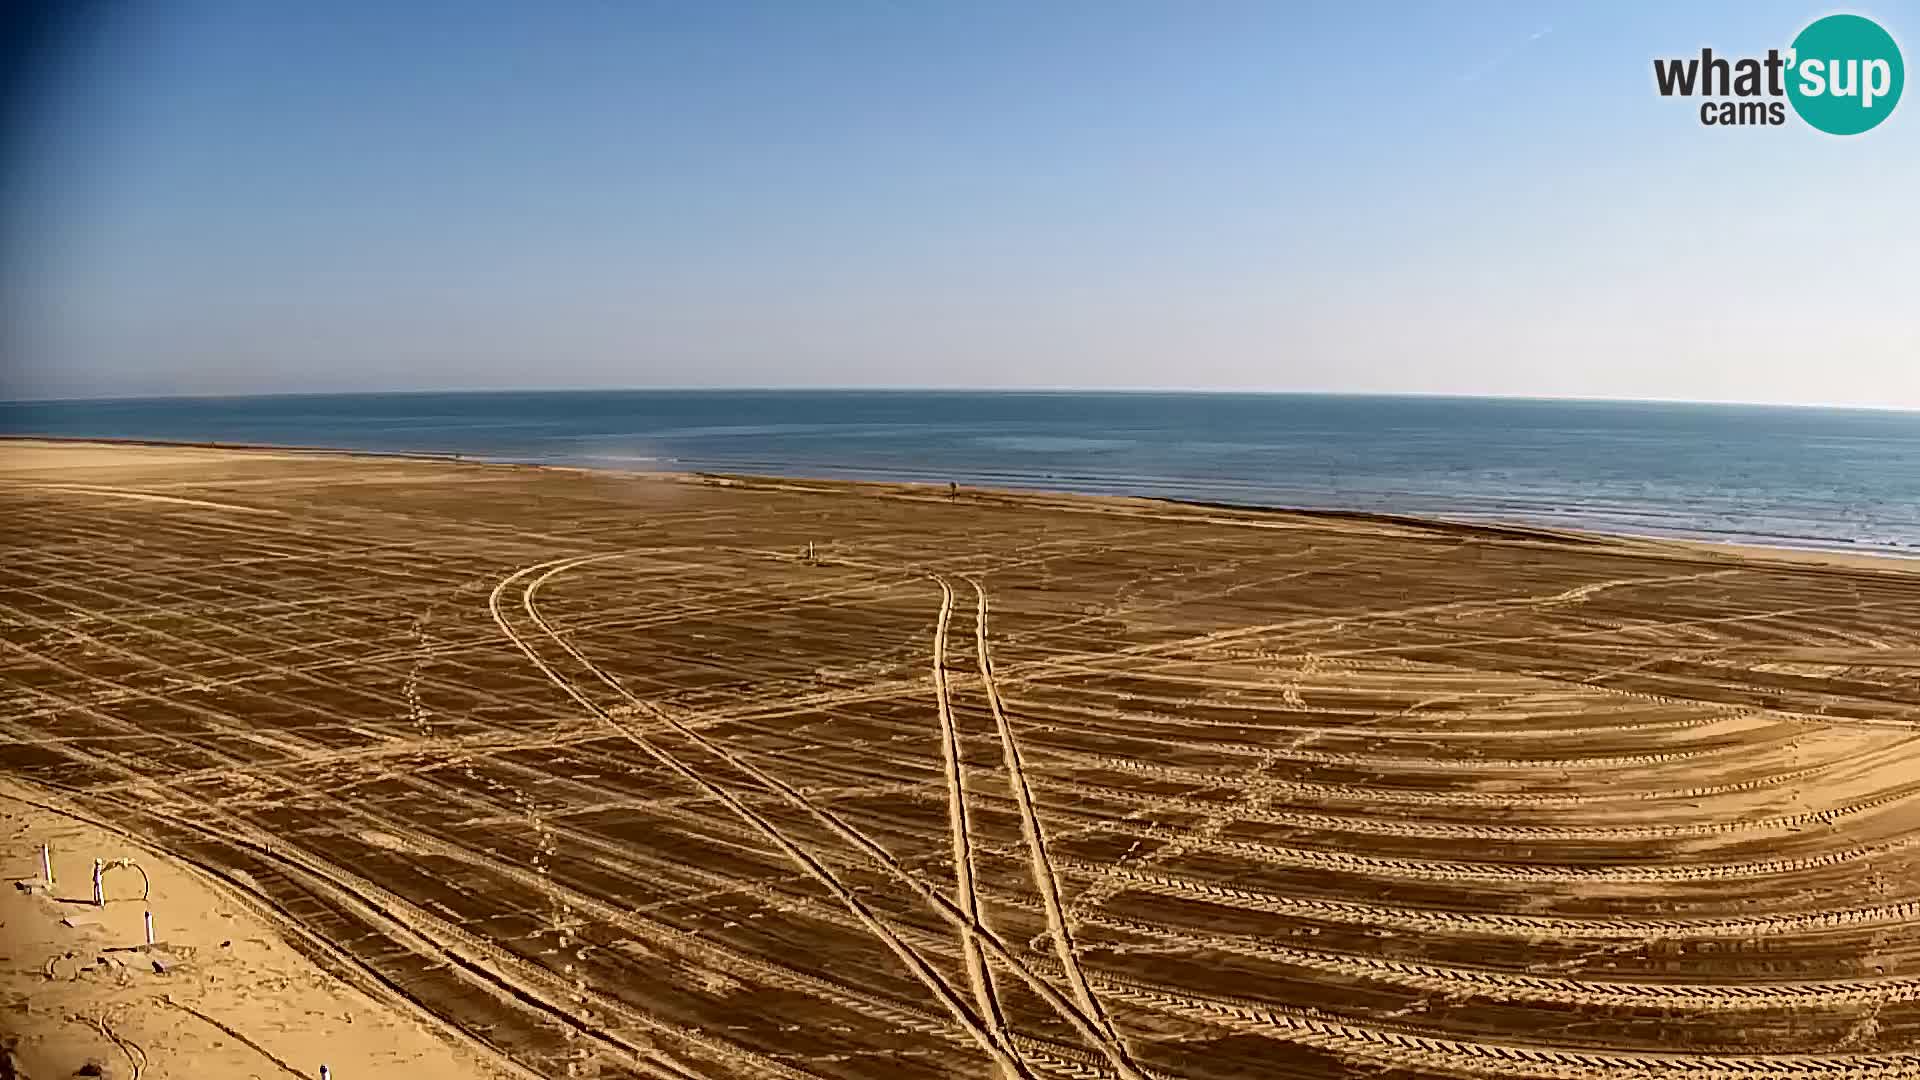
[928,574,1024,1077]
[491,555,1031,1079]
[1027,774,1920,843]
[508,553,1148,1080]
[1078,910,1920,1013]
[39,727,1920,1080]
[1061,860,1920,941]
[1069,966,1920,1080]
[1055,752,1859,809]
[968,575,1128,1054]
[1080,819,1919,885]
[1,718,748,1080]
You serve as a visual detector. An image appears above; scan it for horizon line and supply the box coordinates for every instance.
[3,386,1917,415]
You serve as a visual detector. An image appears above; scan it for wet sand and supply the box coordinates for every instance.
[4,438,1920,1079]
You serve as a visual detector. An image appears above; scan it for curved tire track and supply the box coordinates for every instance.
[928,574,1023,1076]
[492,555,1031,1079]
[1062,860,1920,941]
[968,576,1126,1052]
[508,553,1147,1080]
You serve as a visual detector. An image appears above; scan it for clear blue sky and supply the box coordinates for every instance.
[4,1,1915,405]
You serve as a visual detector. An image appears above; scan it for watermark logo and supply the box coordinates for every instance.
[1653,13,1903,134]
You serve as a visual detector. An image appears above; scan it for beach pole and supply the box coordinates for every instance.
[320,1066,331,1080]
[41,843,53,887]
[93,859,105,906]
[144,910,155,946]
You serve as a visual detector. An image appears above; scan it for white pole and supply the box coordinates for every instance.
[320,1066,331,1080]
[93,859,104,906]
[144,910,155,946]
[41,844,53,886]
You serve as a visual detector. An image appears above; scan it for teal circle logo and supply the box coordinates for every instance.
[1787,14,1904,134]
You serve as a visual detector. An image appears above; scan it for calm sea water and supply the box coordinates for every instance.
[4,391,1918,556]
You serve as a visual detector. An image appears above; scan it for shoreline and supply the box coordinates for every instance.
[5,433,1915,572]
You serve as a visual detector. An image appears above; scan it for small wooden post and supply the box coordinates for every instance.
[144,910,155,946]
[93,859,105,906]
[40,844,53,886]
[320,1066,332,1080]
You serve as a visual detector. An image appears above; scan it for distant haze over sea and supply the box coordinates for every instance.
[5,391,1917,556]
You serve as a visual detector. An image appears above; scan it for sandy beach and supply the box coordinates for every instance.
[5,437,1920,1080]
[1,778,510,1080]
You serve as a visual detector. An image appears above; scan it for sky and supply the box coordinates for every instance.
[2,1,1916,406]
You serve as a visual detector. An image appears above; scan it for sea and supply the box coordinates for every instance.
[4,390,1918,557]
